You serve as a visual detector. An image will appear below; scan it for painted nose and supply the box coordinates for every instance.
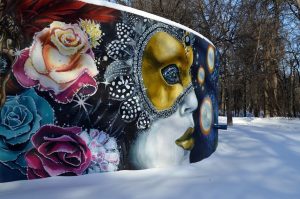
[179,88,198,116]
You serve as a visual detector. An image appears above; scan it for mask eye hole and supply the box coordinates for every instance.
[161,64,181,85]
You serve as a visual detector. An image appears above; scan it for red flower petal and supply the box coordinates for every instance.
[31,167,50,179]
[28,125,92,177]
[64,151,82,167]
[12,49,38,88]
[49,72,97,103]
[31,125,82,147]
[25,149,43,170]
[25,149,50,179]
[43,135,78,143]
[39,141,77,156]
[27,167,40,180]
[39,154,72,176]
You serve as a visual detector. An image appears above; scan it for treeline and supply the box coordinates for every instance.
[117,0,300,121]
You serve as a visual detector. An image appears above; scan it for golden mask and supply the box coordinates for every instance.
[141,31,193,111]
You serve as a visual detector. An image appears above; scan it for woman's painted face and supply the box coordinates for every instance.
[131,89,198,168]
[141,31,193,111]
[130,31,198,168]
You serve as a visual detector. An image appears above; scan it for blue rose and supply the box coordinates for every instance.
[0,89,54,174]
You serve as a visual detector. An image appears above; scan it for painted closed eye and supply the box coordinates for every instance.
[161,64,181,85]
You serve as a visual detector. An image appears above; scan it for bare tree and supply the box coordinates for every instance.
[118,0,300,119]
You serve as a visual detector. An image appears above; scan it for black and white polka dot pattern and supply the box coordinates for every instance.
[116,22,134,43]
[120,96,141,122]
[106,40,128,60]
[108,75,135,100]
[137,112,151,130]
[125,14,140,26]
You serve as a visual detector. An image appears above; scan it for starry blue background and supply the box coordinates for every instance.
[190,38,220,163]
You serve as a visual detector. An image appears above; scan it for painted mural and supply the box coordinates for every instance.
[0,0,220,182]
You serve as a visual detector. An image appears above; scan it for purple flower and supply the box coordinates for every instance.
[25,125,91,179]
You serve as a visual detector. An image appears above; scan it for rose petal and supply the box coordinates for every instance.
[49,22,89,56]
[50,72,97,103]
[39,141,77,156]
[28,125,92,176]
[40,147,89,176]
[40,153,75,176]
[26,150,50,179]
[27,167,40,179]
[3,160,27,175]
[24,58,46,81]
[12,49,38,87]
[6,116,22,129]
[86,49,95,59]
[25,61,62,94]
[42,44,73,72]
[15,154,27,168]
[27,88,54,125]
[60,150,81,167]
[25,149,43,170]
[64,126,83,134]
[51,28,84,56]
[44,135,78,143]
[31,167,50,179]
[48,54,98,83]
[0,105,12,122]
[0,138,32,164]
[5,123,36,145]
[27,149,67,177]
[7,115,42,145]
[12,106,28,127]
[31,125,82,147]
[30,28,49,74]
[24,55,81,95]
[5,99,41,145]
[0,124,31,139]
[35,142,61,164]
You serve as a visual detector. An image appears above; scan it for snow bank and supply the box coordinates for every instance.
[0,117,299,199]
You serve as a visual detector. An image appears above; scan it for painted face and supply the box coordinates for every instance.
[130,89,198,168]
[141,31,193,111]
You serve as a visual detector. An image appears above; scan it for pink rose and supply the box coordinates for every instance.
[13,21,98,103]
[25,125,91,179]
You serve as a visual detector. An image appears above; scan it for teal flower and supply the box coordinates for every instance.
[0,89,54,174]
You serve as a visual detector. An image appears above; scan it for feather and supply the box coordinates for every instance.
[80,6,118,22]
[12,0,119,40]
[104,61,132,82]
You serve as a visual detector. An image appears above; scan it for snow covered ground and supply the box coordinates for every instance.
[0,117,300,199]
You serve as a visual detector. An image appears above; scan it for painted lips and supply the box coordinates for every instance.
[175,127,195,150]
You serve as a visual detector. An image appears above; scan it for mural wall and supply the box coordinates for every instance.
[0,0,220,182]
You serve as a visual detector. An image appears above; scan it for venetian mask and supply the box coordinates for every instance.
[141,31,193,111]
